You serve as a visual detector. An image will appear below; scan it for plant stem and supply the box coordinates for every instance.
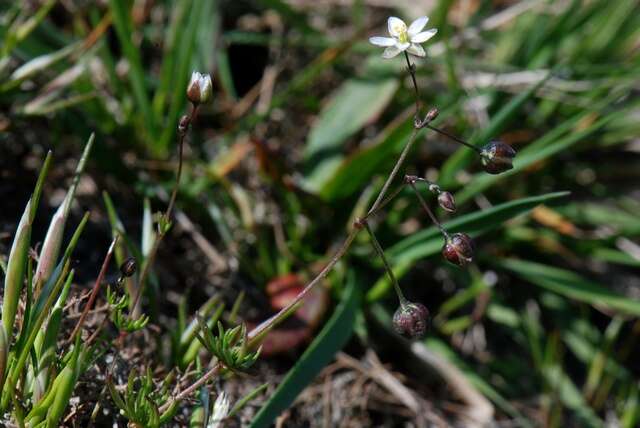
[403,51,479,155]
[67,236,118,343]
[404,51,420,117]
[130,104,199,315]
[367,128,419,215]
[159,363,221,414]
[424,123,481,153]
[248,230,359,341]
[360,183,405,222]
[363,222,407,306]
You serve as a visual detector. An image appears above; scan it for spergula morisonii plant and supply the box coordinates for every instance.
[248,14,517,345]
[0,11,520,425]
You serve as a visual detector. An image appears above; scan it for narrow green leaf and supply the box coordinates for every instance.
[107,0,156,140]
[2,151,52,337]
[497,258,640,317]
[302,58,399,194]
[1,43,79,92]
[156,0,207,153]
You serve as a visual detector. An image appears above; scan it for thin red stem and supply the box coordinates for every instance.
[67,236,118,343]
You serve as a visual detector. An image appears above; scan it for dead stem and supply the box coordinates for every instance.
[67,236,118,343]
[159,362,222,414]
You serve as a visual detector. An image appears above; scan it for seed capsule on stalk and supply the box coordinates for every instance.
[437,191,456,212]
[120,257,137,278]
[442,232,474,266]
[480,141,516,174]
[392,302,430,339]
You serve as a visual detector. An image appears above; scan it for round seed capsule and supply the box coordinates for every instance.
[119,257,137,278]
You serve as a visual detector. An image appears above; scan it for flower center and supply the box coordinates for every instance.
[391,22,408,43]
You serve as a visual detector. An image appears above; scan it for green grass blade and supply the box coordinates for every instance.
[107,0,156,140]
[156,0,207,153]
[301,60,399,194]
[497,259,640,317]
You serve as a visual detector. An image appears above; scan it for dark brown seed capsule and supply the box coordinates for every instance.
[437,191,456,213]
[480,141,516,174]
[120,257,137,278]
[442,233,474,266]
[392,302,430,339]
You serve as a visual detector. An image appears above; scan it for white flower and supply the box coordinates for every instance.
[207,391,230,428]
[187,71,213,104]
[369,16,437,59]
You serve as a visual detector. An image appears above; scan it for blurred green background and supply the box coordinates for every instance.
[1,0,639,426]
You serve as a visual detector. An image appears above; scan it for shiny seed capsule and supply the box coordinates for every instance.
[393,302,430,339]
[119,257,137,278]
[442,232,474,266]
[480,141,516,174]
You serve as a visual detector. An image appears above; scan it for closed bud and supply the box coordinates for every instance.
[120,257,137,278]
[480,141,516,174]
[186,71,213,104]
[442,232,474,266]
[437,191,456,212]
[393,302,430,339]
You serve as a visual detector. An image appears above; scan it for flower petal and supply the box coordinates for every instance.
[407,43,426,57]
[411,28,437,43]
[408,16,429,37]
[382,45,402,59]
[387,16,407,37]
[369,36,396,47]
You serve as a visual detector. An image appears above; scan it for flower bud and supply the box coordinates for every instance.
[392,302,430,339]
[120,257,137,278]
[480,141,516,174]
[442,232,474,266]
[437,191,456,212]
[186,71,213,105]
